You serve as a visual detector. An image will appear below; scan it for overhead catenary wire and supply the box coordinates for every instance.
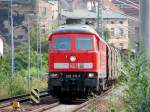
[125,0,139,7]
[105,7,139,22]
[115,0,139,9]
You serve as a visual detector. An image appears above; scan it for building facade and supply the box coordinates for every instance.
[37,0,58,33]
[0,0,58,44]
[112,0,139,49]
[104,18,129,49]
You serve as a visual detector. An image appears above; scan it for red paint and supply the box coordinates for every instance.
[48,33,107,74]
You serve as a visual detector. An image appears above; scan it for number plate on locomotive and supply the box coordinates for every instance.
[65,74,80,78]
[69,63,78,68]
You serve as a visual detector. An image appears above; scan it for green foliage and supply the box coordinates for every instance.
[0,26,49,99]
[8,74,28,96]
[88,93,97,112]
[0,56,10,76]
[121,41,150,112]
[14,44,28,71]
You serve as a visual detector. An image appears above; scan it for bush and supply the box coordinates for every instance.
[8,74,28,96]
[121,42,150,112]
[0,26,48,99]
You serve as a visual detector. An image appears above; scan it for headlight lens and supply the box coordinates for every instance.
[50,73,58,78]
[88,73,94,78]
[70,56,76,62]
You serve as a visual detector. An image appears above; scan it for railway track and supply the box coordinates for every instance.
[0,87,114,112]
[30,87,114,112]
[0,90,49,109]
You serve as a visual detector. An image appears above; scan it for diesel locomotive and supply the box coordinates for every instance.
[48,25,121,99]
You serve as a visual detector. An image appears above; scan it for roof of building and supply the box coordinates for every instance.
[61,9,127,19]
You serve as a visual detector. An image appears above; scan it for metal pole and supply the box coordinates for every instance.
[39,26,42,77]
[58,0,60,25]
[140,0,150,56]
[97,0,103,38]
[27,16,31,89]
[100,0,103,38]
[10,0,14,79]
[37,0,40,79]
[97,0,100,34]
[38,0,42,78]
[37,23,39,79]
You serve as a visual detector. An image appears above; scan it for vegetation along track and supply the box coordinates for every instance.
[72,88,114,112]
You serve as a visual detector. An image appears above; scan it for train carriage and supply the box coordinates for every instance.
[48,25,120,99]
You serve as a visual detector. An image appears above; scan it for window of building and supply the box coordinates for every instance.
[110,43,114,47]
[42,7,46,16]
[111,21,114,24]
[119,21,123,24]
[120,43,124,49]
[42,29,46,33]
[119,28,124,37]
[110,28,115,37]
[123,4,129,8]
[120,4,124,8]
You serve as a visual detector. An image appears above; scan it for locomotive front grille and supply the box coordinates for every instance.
[48,72,98,92]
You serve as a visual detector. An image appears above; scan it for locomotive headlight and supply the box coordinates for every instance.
[70,56,76,62]
[88,73,94,78]
[50,73,58,78]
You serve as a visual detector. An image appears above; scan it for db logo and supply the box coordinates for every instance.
[69,63,77,68]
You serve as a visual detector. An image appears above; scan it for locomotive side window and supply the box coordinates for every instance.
[54,37,70,50]
[76,37,93,50]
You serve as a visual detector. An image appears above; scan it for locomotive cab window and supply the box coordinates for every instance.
[76,37,93,50]
[54,37,70,50]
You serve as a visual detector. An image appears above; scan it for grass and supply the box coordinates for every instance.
[0,72,47,100]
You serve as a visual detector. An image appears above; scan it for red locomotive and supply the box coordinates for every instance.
[48,25,121,99]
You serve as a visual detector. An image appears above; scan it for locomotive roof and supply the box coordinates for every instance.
[51,25,108,45]
[53,25,98,35]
